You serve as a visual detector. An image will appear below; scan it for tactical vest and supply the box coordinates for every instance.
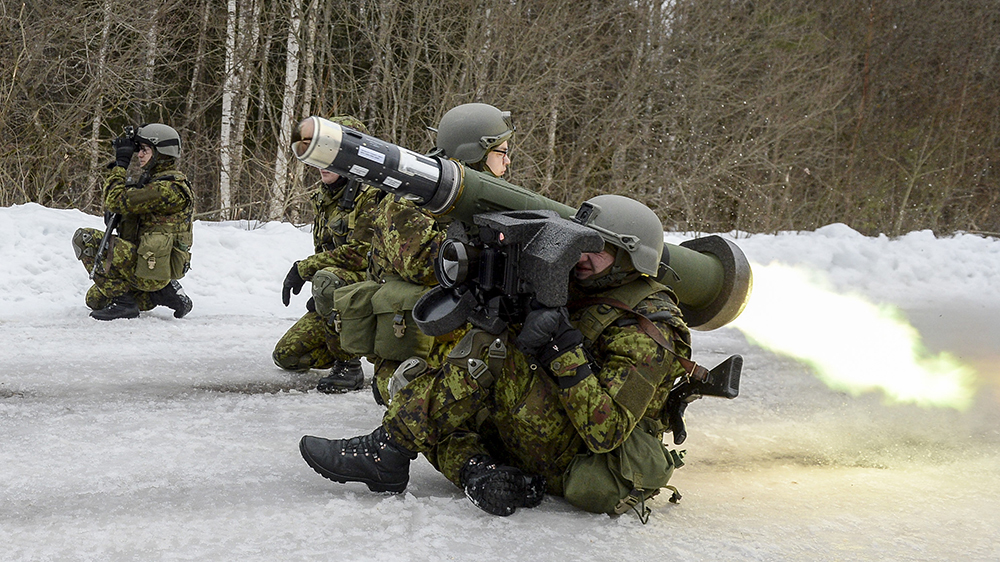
[564,277,690,520]
[312,184,372,253]
[569,276,690,422]
[570,276,670,346]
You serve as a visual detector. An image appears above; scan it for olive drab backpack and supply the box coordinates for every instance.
[134,174,194,282]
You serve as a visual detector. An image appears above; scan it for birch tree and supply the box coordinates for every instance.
[219,0,240,217]
[219,0,261,219]
[269,0,302,221]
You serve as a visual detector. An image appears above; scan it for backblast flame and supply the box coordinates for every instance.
[730,262,976,410]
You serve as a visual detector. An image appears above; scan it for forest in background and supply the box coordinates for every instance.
[2,0,998,236]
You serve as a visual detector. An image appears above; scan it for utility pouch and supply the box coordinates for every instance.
[170,231,192,279]
[370,277,434,362]
[332,280,380,356]
[562,418,683,518]
[135,231,174,281]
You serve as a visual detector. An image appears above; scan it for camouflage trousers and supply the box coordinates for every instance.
[382,329,581,494]
[369,325,469,407]
[272,310,355,371]
[73,227,168,311]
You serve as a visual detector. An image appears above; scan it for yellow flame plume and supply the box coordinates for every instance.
[731,262,977,410]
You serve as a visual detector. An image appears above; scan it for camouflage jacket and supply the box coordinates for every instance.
[296,179,380,283]
[368,195,444,285]
[103,159,193,244]
[477,278,690,492]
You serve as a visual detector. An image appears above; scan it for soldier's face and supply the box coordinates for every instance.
[320,169,340,184]
[485,141,510,177]
[137,144,153,167]
[574,249,615,280]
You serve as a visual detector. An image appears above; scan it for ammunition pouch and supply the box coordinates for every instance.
[444,329,508,391]
[562,418,683,519]
[331,277,435,362]
[370,277,434,362]
[135,231,191,281]
[331,280,380,356]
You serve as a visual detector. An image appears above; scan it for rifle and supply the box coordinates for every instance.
[89,212,121,280]
[664,354,742,445]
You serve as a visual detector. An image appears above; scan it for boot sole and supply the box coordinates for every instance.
[298,437,407,494]
[316,384,364,394]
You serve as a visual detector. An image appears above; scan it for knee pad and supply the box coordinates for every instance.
[311,269,346,320]
[388,357,429,403]
[72,228,96,260]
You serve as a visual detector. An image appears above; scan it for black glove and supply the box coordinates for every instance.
[460,455,545,516]
[282,261,306,306]
[112,136,136,168]
[515,306,583,367]
[305,296,316,313]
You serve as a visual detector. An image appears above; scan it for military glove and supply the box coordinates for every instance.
[515,306,593,388]
[460,455,545,516]
[515,306,583,366]
[112,136,136,168]
[305,296,316,313]
[282,261,306,306]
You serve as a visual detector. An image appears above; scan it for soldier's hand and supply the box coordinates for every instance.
[282,261,306,306]
[515,305,583,367]
[112,136,136,168]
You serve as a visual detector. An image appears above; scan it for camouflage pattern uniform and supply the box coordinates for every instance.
[382,276,691,496]
[75,160,193,311]
[271,178,379,370]
[362,195,469,403]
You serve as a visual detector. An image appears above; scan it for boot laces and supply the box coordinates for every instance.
[341,430,386,460]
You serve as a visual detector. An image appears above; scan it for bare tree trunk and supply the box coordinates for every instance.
[231,0,261,194]
[144,6,160,87]
[269,0,303,220]
[359,0,390,121]
[544,99,558,192]
[219,0,240,218]
[287,0,319,224]
[86,0,114,211]
[255,23,274,140]
[183,0,213,125]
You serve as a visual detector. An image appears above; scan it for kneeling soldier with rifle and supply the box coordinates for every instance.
[72,123,194,320]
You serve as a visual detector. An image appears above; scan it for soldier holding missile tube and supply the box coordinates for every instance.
[292,116,751,519]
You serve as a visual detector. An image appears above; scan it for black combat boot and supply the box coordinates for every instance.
[151,280,193,318]
[460,455,546,516]
[299,427,417,493]
[90,293,140,321]
[316,359,364,393]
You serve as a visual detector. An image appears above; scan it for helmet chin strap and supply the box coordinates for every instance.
[143,149,160,171]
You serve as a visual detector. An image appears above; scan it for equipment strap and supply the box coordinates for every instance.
[570,296,709,384]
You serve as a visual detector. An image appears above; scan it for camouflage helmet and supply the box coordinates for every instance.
[328,115,369,136]
[135,123,181,158]
[435,103,514,164]
[573,194,664,276]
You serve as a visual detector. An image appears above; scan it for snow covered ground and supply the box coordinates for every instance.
[2,203,998,561]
